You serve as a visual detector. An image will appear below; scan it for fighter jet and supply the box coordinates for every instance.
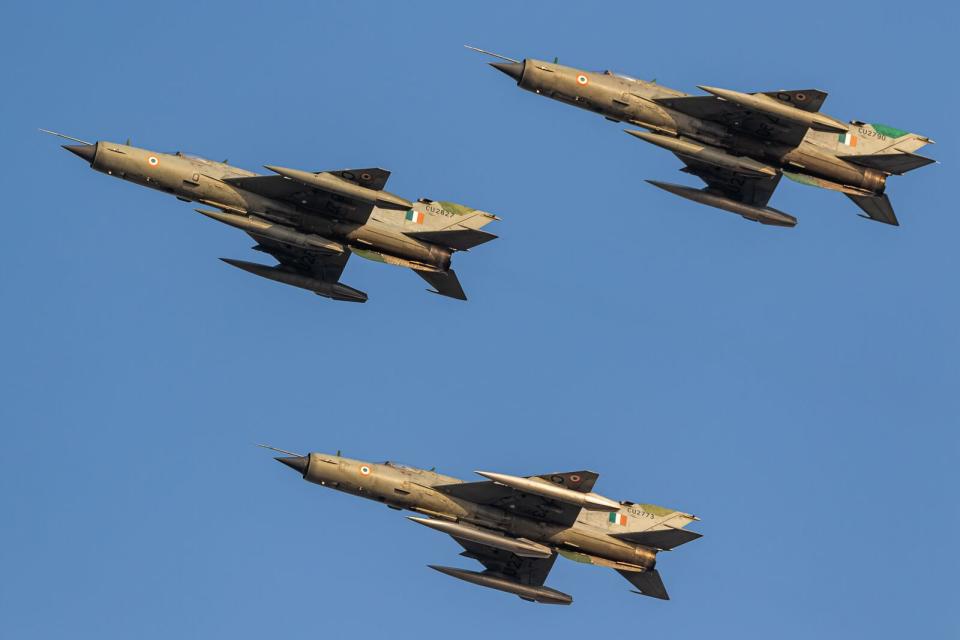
[263,445,701,604]
[43,129,498,302]
[468,46,936,227]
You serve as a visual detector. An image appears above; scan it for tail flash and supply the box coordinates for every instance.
[618,569,669,600]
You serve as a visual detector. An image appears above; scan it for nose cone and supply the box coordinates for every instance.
[63,143,96,164]
[489,61,523,82]
[275,456,308,475]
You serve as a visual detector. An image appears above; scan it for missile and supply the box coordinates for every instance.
[625,130,778,178]
[220,258,368,303]
[475,471,621,512]
[428,565,573,605]
[264,165,412,209]
[408,517,552,559]
[196,209,344,254]
[646,180,797,227]
[697,86,849,134]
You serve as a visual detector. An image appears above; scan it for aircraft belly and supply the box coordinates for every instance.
[188,178,251,212]
[553,528,655,568]
[784,147,884,193]
[349,225,444,266]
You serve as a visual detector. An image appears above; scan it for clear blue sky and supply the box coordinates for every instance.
[1,1,956,637]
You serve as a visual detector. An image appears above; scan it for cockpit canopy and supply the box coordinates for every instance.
[383,461,427,474]
[603,70,640,82]
[168,151,213,163]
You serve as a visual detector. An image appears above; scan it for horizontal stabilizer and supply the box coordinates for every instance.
[618,569,669,600]
[611,528,702,550]
[847,193,899,226]
[839,152,936,175]
[413,268,467,300]
[405,228,498,251]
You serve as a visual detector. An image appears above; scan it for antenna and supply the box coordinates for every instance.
[255,443,304,457]
[38,129,93,145]
[463,45,520,64]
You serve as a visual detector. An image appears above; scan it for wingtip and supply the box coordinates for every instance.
[630,589,670,601]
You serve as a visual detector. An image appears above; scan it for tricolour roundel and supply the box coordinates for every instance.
[147,156,159,167]
[576,74,589,86]
[569,474,581,484]
[359,465,371,476]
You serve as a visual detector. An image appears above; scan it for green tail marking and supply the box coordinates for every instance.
[638,503,675,517]
[435,201,475,216]
[870,123,909,139]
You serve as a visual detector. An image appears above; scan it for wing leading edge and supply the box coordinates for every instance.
[434,470,600,528]
[654,88,829,148]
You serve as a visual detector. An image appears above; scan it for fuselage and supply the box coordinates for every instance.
[502,59,887,194]
[295,452,658,571]
[76,141,452,269]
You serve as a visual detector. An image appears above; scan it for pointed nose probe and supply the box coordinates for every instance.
[275,456,308,475]
[489,61,523,82]
[62,144,96,163]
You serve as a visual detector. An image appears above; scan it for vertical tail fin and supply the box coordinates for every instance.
[838,123,934,155]
[412,200,499,231]
[603,503,699,534]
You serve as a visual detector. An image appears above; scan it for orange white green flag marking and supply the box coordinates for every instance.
[608,512,628,526]
[838,132,858,147]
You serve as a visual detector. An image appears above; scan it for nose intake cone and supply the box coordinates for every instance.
[275,455,308,475]
[63,143,96,163]
[489,61,523,82]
